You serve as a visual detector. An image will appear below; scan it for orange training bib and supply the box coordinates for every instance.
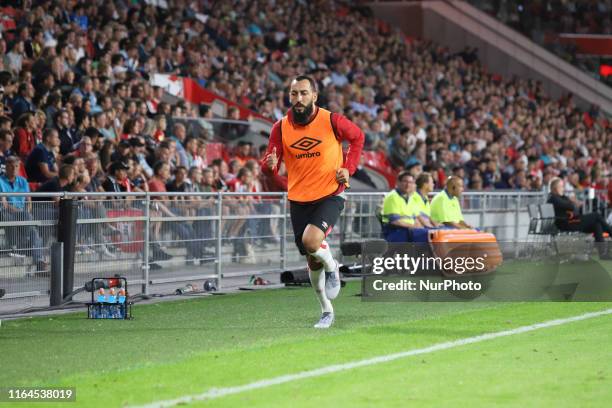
[281,108,343,202]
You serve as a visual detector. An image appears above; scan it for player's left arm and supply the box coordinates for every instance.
[331,113,365,185]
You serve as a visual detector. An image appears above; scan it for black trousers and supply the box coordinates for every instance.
[576,213,612,243]
[562,212,612,256]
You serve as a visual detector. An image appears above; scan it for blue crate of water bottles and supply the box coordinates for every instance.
[87,277,133,320]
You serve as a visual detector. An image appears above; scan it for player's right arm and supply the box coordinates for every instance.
[261,121,283,175]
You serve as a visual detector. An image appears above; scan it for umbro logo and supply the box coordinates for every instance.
[290,137,322,151]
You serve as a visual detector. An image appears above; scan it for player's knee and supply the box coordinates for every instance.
[302,235,321,254]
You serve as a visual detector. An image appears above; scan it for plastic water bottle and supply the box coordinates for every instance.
[118,288,126,304]
[97,288,106,303]
[117,288,126,319]
[108,288,117,303]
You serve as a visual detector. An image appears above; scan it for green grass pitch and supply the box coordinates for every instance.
[1,281,611,407]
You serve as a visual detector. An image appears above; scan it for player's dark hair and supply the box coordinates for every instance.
[292,75,317,93]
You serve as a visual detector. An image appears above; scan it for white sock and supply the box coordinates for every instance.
[309,266,333,313]
[308,240,336,272]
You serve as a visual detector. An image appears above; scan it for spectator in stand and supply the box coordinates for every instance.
[71,169,116,259]
[234,140,255,166]
[188,167,204,192]
[99,139,115,171]
[12,112,38,161]
[31,163,74,243]
[25,128,60,183]
[0,116,12,132]
[55,109,79,156]
[211,158,230,191]
[407,162,423,179]
[529,174,543,191]
[126,158,148,193]
[71,76,100,113]
[226,159,241,187]
[470,171,484,190]
[200,168,216,192]
[6,40,25,75]
[0,156,47,274]
[74,135,93,158]
[0,127,15,171]
[165,138,179,169]
[227,166,258,261]
[166,166,191,195]
[10,82,35,121]
[34,164,75,198]
[170,123,189,167]
[184,137,205,170]
[84,153,104,192]
[220,106,249,140]
[148,161,201,265]
[103,108,120,141]
[94,112,110,140]
[388,131,411,170]
[33,110,46,142]
[152,115,166,142]
[62,155,86,179]
[187,166,216,256]
[110,140,131,164]
[148,141,173,172]
[245,159,281,243]
[129,137,153,177]
[102,161,131,194]
[120,117,140,141]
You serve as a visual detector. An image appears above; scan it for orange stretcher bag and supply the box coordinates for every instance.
[428,229,503,276]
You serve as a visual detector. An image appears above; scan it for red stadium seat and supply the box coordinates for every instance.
[362,150,396,187]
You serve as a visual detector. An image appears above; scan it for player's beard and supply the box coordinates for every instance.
[292,101,314,125]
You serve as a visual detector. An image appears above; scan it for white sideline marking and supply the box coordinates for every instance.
[132,308,612,408]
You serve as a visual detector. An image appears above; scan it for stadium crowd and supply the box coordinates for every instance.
[470,0,612,86]
[472,0,612,34]
[0,0,609,271]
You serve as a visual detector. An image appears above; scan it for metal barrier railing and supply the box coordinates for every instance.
[1,189,602,315]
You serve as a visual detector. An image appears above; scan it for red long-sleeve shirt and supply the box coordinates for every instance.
[261,107,364,202]
[13,127,37,161]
